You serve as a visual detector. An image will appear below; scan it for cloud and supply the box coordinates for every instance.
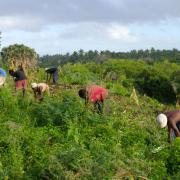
[1,0,180,54]
[107,24,138,42]
[57,22,139,43]
[58,23,106,40]
[0,15,44,31]
[0,0,180,31]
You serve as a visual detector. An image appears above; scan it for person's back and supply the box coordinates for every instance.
[165,110,180,131]
[13,69,26,81]
[37,83,49,93]
[86,85,108,103]
[45,67,57,74]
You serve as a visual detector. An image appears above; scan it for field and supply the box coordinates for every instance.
[0,59,179,179]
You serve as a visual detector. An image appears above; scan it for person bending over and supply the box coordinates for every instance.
[78,85,108,113]
[156,110,180,143]
[45,67,58,85]
[31,82,49,101]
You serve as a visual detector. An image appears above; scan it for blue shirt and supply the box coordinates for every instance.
[0,68,7,77]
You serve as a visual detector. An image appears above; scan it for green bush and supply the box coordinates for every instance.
[166,138,180,177]
[30,94,83,127]
[135,69,176,104]
[107,83,130,96]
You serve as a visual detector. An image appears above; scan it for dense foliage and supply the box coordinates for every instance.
[1,44,38,71]
[0,59,179,179]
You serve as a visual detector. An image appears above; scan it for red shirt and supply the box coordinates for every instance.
[86,85,108,103]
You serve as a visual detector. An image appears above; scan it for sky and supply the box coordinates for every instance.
[0,0,180,55]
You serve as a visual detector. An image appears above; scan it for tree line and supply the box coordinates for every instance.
[39,48,180,67]
[1,44,180,67]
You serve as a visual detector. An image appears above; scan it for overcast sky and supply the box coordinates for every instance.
[0,0,180,55]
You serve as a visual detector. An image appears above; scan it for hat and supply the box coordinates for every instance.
[31,83,38,88]
[156,113,167,128]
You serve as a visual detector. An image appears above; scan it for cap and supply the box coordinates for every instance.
[156,113,167,128]
[31,83,38,88]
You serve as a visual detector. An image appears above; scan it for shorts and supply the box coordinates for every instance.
[15,80,27,89]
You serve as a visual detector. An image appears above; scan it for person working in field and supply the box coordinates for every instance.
[0,67,7,87]
[156,110,180,143]
[31,82,49,101]
[9,65,27,97]
[45,67,58,85]
[78,85,108,113]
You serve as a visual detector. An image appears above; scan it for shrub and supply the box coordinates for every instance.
[135,69,176,104]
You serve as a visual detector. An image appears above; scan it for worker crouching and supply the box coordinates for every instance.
[156,110,180,143]
[31,82,49,101]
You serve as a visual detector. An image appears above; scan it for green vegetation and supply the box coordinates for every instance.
[0,58,179,179]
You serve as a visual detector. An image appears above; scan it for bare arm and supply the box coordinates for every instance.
[85,98,88,105]
[85,90,89,105]
[38,87,43,96]
[33,89,37,98]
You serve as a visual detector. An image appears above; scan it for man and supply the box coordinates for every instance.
[31,82,49,100]
[0,67,6,87]
[156,110,180,142]
[45,67,58,85]
[78,85,108,113]
[9,65,27,97]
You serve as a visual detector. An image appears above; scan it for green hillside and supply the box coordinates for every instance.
[0,59,179,179]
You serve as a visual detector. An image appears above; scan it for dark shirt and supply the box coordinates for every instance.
[45,68,58,74]
[12,70,27,81]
